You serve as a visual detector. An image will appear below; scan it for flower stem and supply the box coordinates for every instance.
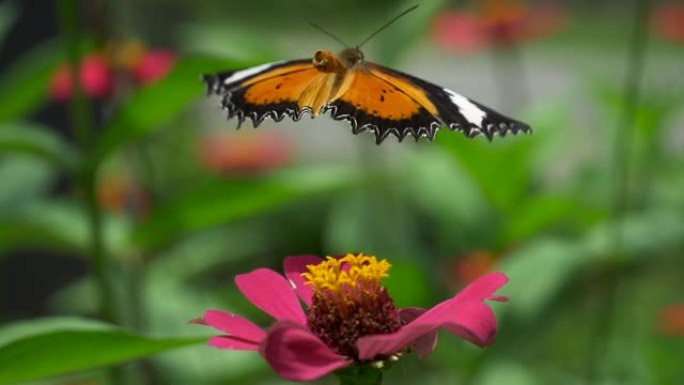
[335,365,383,385]
[56,0,115,324]
[585,0,651,382]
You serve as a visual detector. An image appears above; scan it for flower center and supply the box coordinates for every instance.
[302,253,402,360]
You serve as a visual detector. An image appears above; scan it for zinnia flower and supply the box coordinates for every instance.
[193,253,508,382]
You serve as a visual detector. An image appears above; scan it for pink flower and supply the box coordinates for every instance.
[433,0,566,51]
[193,254,508,381]
[198,131,291,175]
[49,54,113,102]
[131,50,177,85]
[49,43,176,102]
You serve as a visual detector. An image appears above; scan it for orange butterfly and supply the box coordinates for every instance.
[203,6,531,144]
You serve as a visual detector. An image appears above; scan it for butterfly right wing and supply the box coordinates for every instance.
[203,59,328,127]
[367,63,532,140]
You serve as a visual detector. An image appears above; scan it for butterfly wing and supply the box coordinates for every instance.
[324,69,443,144]
[203,59,327,127]
[365,63,532,141]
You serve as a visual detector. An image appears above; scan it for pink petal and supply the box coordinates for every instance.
[209,336,260,350]
[357,272,508,360]
[398,308,438,358]
[203,309,266,343]
[260,321,351,381]
[235,268,306,324]
[283,255,322,307]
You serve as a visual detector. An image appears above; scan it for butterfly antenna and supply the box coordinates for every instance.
[358,4,419,48]
[308,21,351,48]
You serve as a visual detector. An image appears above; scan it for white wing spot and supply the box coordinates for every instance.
[222,62,283,86]
[444,89,486,127]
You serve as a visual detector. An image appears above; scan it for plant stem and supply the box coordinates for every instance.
[335,365,383,385]
[585,0,650,382]
[57,0,115,323]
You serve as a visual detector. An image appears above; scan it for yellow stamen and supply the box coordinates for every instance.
[302,253,391,292]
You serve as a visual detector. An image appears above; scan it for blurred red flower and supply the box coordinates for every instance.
[96,172,149,219]
[452,250,496,286]
[651,3,684,43]
[659,304,684,336]
[198,131,291,175]
[49,41,176,102]
[433,0,566,51]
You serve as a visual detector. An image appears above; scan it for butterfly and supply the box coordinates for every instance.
[203,7,531,144]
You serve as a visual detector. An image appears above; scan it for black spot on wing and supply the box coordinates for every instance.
[369,64,532,140]
[324,100,441,144]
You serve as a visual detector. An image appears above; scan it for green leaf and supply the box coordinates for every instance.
[0,317,202,384]
[500,195,581,245]
[437,133,536,214]
[133,165,356,249]
[179,24,279,62]
[0,200,132,259]
[397,147,491,251]
[0,122,76,169]
[94,54,248,162]
[0,40,61,122]
[499,238,585,320]
[501,208,684,320]
[0,156,55,206]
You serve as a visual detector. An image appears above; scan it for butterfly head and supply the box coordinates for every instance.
[312,49,364,73]
[339,47,364,68]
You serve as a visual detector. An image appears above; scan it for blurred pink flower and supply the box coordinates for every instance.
[659,304,684,336]
[198,131,290,175]
[49,42,176,102]
[132,50,177,85]
[652,3,684,43]
[433,0,566,51]
[50,54,113,102]
[193,253,508,382]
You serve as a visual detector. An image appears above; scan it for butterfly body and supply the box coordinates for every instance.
[204,48,531,144]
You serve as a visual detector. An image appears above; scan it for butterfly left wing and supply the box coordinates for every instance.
[203,59,327,126]
[366,63,531,140]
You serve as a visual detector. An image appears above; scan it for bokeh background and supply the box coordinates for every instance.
[0,0,683,384]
